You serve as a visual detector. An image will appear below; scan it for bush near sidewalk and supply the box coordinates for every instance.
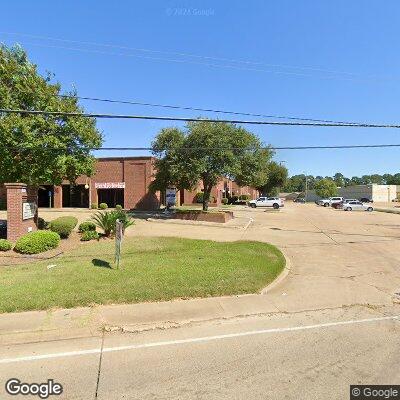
[0,237,285,313]
[14,231,60,255]
[49,216,78,238]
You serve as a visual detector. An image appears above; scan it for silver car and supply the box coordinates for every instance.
[343,200,373,212]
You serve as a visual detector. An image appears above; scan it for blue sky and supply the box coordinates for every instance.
[2,1,400,177]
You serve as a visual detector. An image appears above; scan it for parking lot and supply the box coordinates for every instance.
[134,202,400,311]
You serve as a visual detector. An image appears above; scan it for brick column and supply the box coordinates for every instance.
[5,183,38,242]
[53,185,63,208]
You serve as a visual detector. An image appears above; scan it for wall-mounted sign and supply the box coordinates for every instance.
[95,182,125,189]
[22,202,36,220]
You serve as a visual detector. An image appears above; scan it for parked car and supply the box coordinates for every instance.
[360,197,373,203]
[293,197,306,203]
[248,197,284,209]
[317,197,344,207]
[343,200,373,212]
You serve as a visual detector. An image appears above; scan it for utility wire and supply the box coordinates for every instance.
[57,94,357,125]
[1,108,400,128]
[2,144,400,151]
[0,31,373,79]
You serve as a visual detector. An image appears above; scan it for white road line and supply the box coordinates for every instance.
[0,315,398,365]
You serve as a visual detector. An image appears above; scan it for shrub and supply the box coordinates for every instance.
[49,216,78,238]
[92,210,134,237]
[115,204,123,211]
[80,230,99,241]
[78,221,97,232]
[194,192,204,203]
[99,203,108,210]
[37,217,49,230]
[90,203,98,209]
[239,194,250,201]
[14,231,60,254]
[0,239,12,251]
[221,197,228,205]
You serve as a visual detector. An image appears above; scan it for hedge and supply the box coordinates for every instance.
[78,221,97,232]
[0,239,12,251]
[221,198,229,205]
[14,231,60,254]
[99,203,108,210]
[80,230,99,241]
[49,216,78,238]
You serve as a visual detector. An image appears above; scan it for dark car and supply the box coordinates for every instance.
[293,197,306,203]
[360,198,373,203]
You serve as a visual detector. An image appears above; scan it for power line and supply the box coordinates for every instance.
[58,94,357,125]
[1,108,400,128]
[95,144,400,150]
[0,31,377,80]
[2,144,399,151]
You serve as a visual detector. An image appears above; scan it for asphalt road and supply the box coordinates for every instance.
[1,203,400,399]
[0,306,399,399]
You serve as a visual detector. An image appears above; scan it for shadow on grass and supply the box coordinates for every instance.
[92,258,112,269]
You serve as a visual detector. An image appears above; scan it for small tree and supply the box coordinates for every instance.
[315,178,338,198]
[151,121,273,211]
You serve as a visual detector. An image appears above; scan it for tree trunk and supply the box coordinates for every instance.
[202,186,212,211]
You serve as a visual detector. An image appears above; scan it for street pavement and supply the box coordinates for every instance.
[0,203,399,399]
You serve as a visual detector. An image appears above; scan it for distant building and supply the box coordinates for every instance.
[305,184,397,203]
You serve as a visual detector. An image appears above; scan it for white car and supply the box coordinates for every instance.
[317,197,343,207]
[343,200,373,212]
[248,197,284,209]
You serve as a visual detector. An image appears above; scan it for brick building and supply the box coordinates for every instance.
[0,156,258,210]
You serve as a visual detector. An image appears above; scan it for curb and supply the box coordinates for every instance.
[260,251,292,295]
[146,217,252,229]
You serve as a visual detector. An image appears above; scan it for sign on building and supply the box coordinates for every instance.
[95,182,125,189]
[22,202,36,220]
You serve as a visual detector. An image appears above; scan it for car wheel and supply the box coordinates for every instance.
[347,207,352,211]
[367,207,373,212]
[273,203,280,209]
[324,203,329,207]
[250,203,256,208]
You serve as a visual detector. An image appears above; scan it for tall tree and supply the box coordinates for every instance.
[0,44,102,185]
[333,172,345,187]
[151,121,272,211]
[314,178,338,198]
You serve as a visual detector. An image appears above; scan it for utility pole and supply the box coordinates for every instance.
[304,172,308,201]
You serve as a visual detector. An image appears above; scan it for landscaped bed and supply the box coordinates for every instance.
[174,209,234,223]
[0,237,285,313]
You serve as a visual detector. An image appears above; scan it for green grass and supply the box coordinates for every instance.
[0,237,285,313]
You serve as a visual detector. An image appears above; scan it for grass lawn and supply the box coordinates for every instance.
[0,237,285,313]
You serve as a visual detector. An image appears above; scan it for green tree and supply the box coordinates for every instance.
[151,121,272,211]
[258,162,288,195]
[0,44,102,185]
[314,178,338,198]
[333,172,345,187]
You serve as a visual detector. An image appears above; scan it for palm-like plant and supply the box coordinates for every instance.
[92,211,134,237]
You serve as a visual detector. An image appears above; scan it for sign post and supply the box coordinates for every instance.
[115,219,123,269]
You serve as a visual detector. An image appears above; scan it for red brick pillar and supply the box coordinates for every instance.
[53,185,63,208]
[90,185,98,208]
[5,183,38,242]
